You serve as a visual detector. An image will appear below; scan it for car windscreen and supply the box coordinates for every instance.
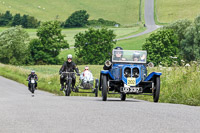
[112,50,147,63]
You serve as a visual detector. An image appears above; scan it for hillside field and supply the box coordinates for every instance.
[156,0,200,23]
[0,0,140,26]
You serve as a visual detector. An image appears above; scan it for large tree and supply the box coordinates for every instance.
[12,13,21,26]
[163,19,192,45]
[64,10,89,28]
[74,28,116,64]
[142,29,179,66]
[29,21,69,64]
[0,26,29,65]
[181,15,200,62]
[0,11,13,26]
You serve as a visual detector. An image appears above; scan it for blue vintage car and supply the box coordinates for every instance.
[99,49,162,102]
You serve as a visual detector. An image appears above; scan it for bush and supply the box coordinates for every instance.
[0,26,30,65]
[88,18,120,26]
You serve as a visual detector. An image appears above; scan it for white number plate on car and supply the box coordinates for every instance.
[122,87,140,93]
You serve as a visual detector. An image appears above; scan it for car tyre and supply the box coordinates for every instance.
[153,76,160,102]
[102,75,108,101]
[120,93,126,101]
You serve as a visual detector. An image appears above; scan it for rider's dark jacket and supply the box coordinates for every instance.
[27,74,38,81]
[59,61,79,74]
[27,74,38,88]
[59,61,79,87]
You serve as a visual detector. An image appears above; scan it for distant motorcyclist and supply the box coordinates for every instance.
[59,54,80,91]
[27,70,38,90]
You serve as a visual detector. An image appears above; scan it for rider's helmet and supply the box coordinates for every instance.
[31,70,35,75]
[114,47,123,58]
[133,52,140,61]
[85,66,89,70]
[67,54,72,63]
[67,54,72,59]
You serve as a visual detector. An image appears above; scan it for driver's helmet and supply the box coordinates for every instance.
[31,70,35,75]
[133,52,140,61]
[114,47,123,58]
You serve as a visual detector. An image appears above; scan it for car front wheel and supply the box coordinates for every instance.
[120,93,126,101]
[102,75,108,101]
[153,76,160,102]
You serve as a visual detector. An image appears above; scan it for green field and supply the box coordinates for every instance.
[0,0,140,26]
[156,0,200,23]
[116,32,149,50]
[0,26,144,46]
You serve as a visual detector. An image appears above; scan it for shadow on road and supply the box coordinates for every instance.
[95,98,142,103]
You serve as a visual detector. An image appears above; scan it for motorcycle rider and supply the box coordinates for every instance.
[27,70,38,90]
[59,54,80,91]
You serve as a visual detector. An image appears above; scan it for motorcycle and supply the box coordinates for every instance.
[61,72,76,96]
[29,78,37,94]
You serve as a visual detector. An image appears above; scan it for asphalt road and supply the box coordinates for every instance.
[0,76,200,133]
[116,0,160,41]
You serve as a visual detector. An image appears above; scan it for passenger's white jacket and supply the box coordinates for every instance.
[80,70,94,82]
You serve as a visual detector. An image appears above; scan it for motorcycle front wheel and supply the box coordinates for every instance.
[65,80,72,96]
[31,83,35,94]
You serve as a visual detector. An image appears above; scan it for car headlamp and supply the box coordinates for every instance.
[132,68,139,78]
[124,68,131,78]
[105,60,112,67]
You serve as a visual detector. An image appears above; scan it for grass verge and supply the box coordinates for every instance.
[1,63,200,106]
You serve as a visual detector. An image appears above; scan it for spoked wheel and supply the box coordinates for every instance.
[31,84,35,94]
[153,76,160,102]
[120,93,126,101]
[65,80,71,96]
[102,75,108,101]
[95,79,99,97]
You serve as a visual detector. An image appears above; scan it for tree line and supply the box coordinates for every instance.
[0,10,120,29]
[0,11,40,28]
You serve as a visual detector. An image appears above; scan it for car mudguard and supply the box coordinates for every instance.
[101,70,109,74]
[144,72,162,81]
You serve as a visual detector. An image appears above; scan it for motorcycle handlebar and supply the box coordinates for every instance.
[61,72,76,74]
[61,72,80,76]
